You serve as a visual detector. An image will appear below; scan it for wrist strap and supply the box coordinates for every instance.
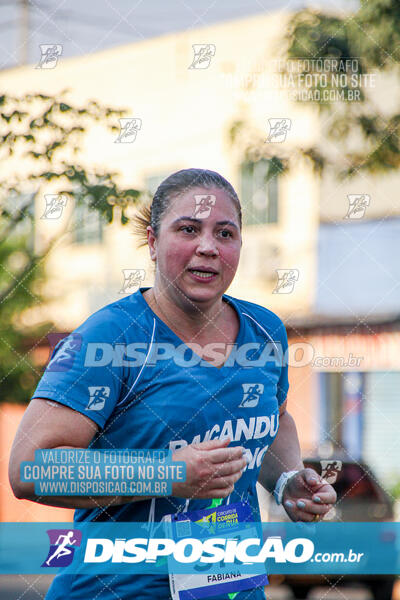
[273,470,299,505]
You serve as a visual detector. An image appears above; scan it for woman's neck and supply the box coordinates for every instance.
[143,286,226,341]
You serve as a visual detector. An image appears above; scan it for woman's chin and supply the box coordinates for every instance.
[181,284,226,305]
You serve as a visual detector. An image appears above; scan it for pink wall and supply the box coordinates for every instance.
[0,403,73,522]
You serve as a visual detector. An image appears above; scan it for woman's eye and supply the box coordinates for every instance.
[219,229,233,238]
[180,225,196,234]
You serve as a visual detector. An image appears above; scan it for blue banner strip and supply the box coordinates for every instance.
[0,522,399,575]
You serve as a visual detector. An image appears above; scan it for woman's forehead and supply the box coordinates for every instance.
[166,186,239,220]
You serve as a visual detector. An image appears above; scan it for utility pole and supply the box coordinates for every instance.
[19,0,29,66]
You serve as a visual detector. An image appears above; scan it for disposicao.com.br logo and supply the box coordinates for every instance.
[84,535,314,565]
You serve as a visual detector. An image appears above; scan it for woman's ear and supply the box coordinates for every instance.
[147,226,157,262]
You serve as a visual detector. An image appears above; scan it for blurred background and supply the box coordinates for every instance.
[1,0,400,598]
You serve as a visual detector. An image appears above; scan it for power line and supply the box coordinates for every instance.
[30,4,143,36]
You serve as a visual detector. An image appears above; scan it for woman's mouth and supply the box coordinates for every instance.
[188,268,218,281]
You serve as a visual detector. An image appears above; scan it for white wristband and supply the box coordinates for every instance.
[273,470,299,505]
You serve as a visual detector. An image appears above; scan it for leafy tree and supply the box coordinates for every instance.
[230,0,400,178]
[0,92,141,403]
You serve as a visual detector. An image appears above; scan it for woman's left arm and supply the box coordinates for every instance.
[258,401,337,521]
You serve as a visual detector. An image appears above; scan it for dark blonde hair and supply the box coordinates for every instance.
[133,168,242,246]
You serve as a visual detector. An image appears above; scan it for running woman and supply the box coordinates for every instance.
[9,168,336,600]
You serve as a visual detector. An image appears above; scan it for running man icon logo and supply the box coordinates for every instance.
[86,386,110,411]
[41,194,68,219]
[47,334,82,372]
[42,529,82,568]
[345,194,370,219]
[119,269,146,294]
[193,194,216,219]
[189,44,216,69]
[239,383,264,408]
[114,118,142,143]
[36,44,63,69]
[273,269,299,294]
[320,460,342,484]
[266,118,291,143]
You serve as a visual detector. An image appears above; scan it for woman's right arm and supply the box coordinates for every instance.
[9,398,247,509]
[8,398,141,508]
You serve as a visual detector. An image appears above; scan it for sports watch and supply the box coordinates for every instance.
[273,470,299,505]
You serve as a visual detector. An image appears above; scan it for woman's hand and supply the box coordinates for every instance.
[282,468,337,522]
[172,438,247,499]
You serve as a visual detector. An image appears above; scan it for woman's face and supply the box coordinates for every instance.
[147,186,242,307]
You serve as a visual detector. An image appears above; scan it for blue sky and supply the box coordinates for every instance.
[0,0,358,70]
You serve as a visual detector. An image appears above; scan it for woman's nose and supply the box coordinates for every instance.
[195,234,219,256]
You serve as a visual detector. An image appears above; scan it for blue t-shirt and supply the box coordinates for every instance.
[34,288,289,600]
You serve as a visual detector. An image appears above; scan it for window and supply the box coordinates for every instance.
[319,372,343,448]
[240,159,279,226]
[73,202,103,245]
[318,371,364,458]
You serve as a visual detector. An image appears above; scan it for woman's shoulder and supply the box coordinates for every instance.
[74,290,153,341]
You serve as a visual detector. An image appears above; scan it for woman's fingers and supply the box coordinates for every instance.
[206,445,245,464]
[212,457,247,477]
[208,469,243,490]
[172,440,248,499]
[284,503,325,522]
[311,488,337,504]
[284,497,333,520]
[287,507,318,522]
[195,459,245,494]
[193,438,231,452]
[302,468,322,487]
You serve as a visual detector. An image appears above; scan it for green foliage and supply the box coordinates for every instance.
[284,1,400,177]
[0,92,142,403]
[0,92,140,224]
[229,119,290,174]
[232,1,400,179]
[357,0,400,68]
[388,479,400,500]
[0,231,50,404]
[286,11,356,72]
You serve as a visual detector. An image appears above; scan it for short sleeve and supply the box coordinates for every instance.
[31,308,127,429]
[276,320,289,406]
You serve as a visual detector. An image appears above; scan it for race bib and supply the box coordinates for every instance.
[164,502,268,599]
